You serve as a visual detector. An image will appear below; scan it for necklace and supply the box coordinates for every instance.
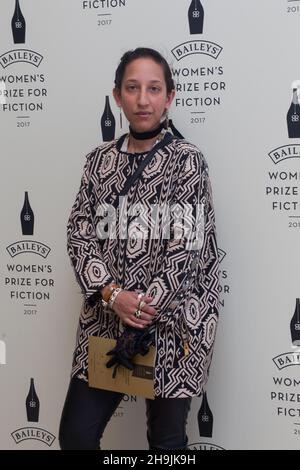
[129,119,167,140]
[122,131,165,154]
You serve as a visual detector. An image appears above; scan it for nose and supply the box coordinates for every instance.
[137,87,149,107]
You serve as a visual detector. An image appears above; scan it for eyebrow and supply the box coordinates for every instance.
[125,79,163,84]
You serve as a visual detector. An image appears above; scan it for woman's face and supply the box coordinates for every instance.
[113,57,175,133]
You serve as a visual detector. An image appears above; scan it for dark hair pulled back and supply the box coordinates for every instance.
[114,47,175,94]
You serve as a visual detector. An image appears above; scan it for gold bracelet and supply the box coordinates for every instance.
[102,283,120,303]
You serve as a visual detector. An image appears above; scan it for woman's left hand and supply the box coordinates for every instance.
[111,290,157,328]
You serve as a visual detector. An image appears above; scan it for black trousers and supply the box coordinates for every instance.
[59,377,191,450]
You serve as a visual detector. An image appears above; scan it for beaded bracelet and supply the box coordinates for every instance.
[107,287,123,309]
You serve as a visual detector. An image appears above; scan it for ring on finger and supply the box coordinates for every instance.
[138,300,146,310]
[134,309,142,319]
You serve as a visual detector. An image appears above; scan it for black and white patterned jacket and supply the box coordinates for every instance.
[67,134,220,398]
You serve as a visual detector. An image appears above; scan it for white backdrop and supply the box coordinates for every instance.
[1,0,300,450]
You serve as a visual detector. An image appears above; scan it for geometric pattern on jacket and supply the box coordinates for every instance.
[67,134,220,398]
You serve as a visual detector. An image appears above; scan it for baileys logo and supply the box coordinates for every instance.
[272,298,300,371]
[1,2,47,121]
[270,298,300,427]
[0,50,43,69]
[170,2,225,120]
[268,145,300,165]
[5,191,51,259]
[265,81,300,220]
[171,41,222,62]
[3,191,54,312]
[171,0,222,62]
[0,0,44,69]
[268,81,300,164]
[11,378,55,447]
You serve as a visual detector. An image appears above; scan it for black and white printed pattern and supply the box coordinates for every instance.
[67,135,219,398]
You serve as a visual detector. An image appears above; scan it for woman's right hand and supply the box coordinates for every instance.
[111,290,157,329]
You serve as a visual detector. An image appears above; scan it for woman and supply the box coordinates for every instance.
[59,47,219,450]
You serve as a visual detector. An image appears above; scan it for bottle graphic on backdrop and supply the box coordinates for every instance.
[198,391,213,437]
[101,96,116,141]
[26,378,40,422]
[188,0,204,34]
[11,0,26,44]
[290,298,300,346]
[287,82,300,138]
[20,191,34,235]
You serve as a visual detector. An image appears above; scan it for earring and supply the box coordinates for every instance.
[164,110,170,129]
[119,107,123,129]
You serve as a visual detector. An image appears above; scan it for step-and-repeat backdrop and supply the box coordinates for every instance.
[1,0,300,450]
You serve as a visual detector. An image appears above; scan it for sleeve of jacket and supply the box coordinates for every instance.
[146,145,219,326]
[67,149,114,304]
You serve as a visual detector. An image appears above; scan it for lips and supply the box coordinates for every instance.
[135,112,151,117]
